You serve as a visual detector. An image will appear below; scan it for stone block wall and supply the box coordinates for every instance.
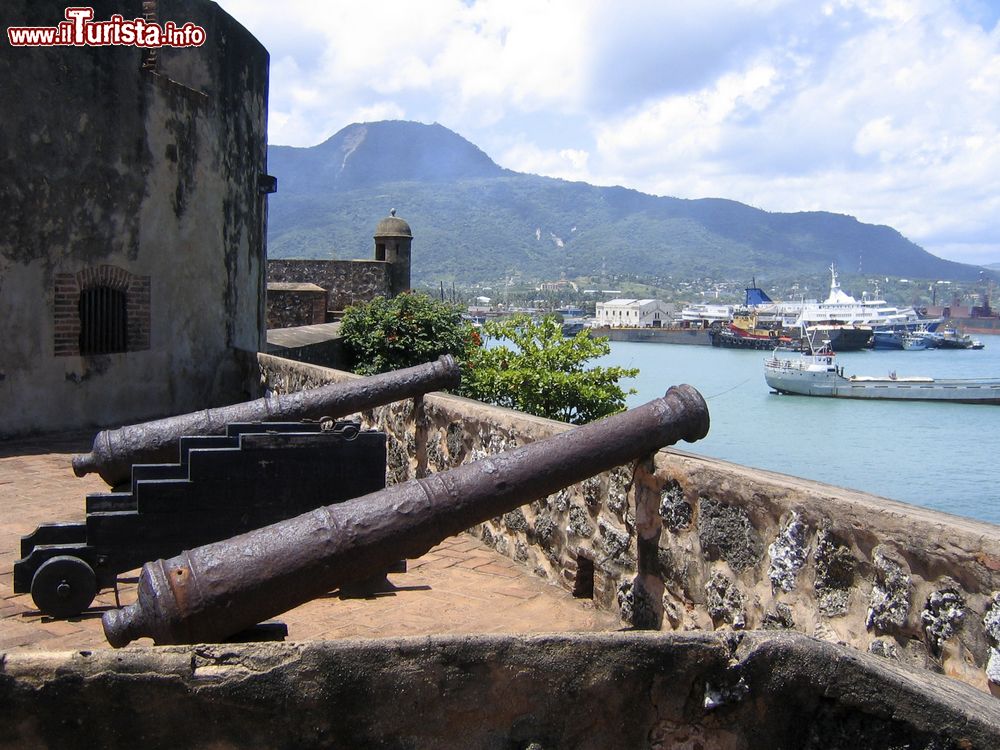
[268,259,390,312]
[257,353,1000,695]
[636,453,1000,693]
[265,283,327,328]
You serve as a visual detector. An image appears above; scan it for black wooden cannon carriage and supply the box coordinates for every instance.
[14,420,387,618]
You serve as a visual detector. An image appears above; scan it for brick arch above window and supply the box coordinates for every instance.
[75,265,133,292]
[54,265,151,357]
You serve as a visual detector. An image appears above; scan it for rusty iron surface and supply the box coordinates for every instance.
[102,385,709,647]
[73,355,461,486]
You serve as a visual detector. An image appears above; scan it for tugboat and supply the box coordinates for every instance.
[926,328,985,350]
[710,310,803,350]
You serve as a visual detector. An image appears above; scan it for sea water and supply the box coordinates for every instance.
[597,334,1000,525]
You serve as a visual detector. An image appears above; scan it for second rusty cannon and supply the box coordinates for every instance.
[103,384,710,647]
[73,355,461,486]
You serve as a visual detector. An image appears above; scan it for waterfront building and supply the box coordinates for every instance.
[595,298,672,328]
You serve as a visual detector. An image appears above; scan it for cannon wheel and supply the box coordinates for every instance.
[30,555,97,618]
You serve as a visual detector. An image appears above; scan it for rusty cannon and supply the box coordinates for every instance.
[102,385,709,647]
[72,355,461,486]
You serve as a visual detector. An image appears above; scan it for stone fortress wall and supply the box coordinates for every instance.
[266,209,414,326]
[258,352,1000,696]
[264,282,328,329]
[0,0,270,438]
[268,259,390,320]
[3,633,999,748]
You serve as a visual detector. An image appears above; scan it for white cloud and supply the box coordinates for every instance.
[219,0,592,143]
[584,1,1000,263]
[498,142,591,181]
[216,0,1000,265]
[351,103,407,124]
[593,62,780,180]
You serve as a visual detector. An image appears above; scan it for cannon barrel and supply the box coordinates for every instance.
[103,384,709,647]
[73,355,462,486]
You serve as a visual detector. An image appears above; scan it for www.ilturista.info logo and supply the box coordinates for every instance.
[7,7,206,48]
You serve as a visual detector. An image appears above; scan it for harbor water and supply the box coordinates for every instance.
[598,333,1000,525]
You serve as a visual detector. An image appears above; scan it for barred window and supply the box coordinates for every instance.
[79,285,128,355]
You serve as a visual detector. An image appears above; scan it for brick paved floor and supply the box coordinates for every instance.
[0,432,621,651]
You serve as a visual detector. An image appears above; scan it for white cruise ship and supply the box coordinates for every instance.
[756,266,927,329]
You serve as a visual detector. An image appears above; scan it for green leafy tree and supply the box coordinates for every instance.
[462,314,638,424]
[340,293,476,375]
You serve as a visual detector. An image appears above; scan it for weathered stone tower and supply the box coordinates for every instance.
[373,209,412,297]
[0,0,271,437]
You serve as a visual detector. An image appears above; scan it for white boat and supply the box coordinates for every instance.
[751,265,935,331]
[764,343,1000,404]
[688,267,937,349]
[901,332,930,350]
[795,266,926,329]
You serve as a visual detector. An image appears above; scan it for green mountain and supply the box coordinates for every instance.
[267,121,988,285]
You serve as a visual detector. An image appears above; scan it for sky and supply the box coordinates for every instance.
[216,0,1000,267]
